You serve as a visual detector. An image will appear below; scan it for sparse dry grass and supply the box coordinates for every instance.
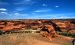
[0,33,73,45]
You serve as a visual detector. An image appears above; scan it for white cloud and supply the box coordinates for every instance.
[14,13,19,15]
[0,8,7,11]
[55,6,60,8]
[30,13,75,19]
[0,12,7,14]
[34,9,52,12]
[59,16,73,19]
[14,13,28,16]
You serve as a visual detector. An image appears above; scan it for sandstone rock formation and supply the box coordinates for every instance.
[40,24,58,41]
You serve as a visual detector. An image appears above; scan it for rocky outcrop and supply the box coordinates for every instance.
[40,25,57,40]
[0,19,75,33]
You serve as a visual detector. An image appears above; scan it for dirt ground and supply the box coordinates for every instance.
[0,33,73,45]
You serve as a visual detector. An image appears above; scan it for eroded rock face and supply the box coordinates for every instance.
[40,25,57,40]
[0,19,75,33]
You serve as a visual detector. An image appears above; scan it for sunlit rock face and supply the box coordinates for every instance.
[40,24,57,39]
[0,19,75,33]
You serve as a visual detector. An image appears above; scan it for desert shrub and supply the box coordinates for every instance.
[57,32,75,38]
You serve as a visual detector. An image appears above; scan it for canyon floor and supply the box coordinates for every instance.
[0,33,73,45]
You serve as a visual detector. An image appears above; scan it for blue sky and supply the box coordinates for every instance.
[0,0,75,19]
